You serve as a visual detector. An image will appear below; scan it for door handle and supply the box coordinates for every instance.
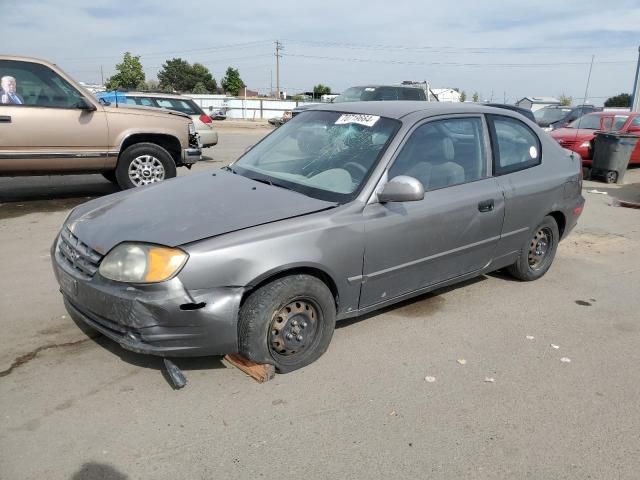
[0,115,11,123]
[478,199,494,212]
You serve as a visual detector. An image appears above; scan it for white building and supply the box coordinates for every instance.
[515,96,561,112]
[431,88,462,103]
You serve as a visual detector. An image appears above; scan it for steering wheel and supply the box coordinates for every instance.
[342,161,367,178]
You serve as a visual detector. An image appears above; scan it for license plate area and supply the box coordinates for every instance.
[59,269,78,297]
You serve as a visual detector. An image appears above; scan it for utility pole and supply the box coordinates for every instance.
[275,40,284,100]
[100,65,104,86]
[631,46,640,112]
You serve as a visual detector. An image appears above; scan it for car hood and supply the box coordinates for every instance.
[102,104,191,120]
[66,170,336,254]
[550,128,595,140]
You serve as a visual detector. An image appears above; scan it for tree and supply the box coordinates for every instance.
[191,82,208,94]
[604,93,631,108]
[459,91,467,102]
[221,67,245,96]
[558,94,572,106]
[472,92,479,102]
[313,84,331,96]
[105,52,145,90]
[158,58,195,92]
[191,63,217,92]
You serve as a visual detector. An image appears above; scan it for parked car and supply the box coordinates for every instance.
[550,112,640,168]
[208,106,226,120]
[268,110,292,127]
[534,105,600,132]
[485,103,536,123]
[0,55,200,189]
[334,85,427,102]
[98,91,218,148]
[52,102,584,373]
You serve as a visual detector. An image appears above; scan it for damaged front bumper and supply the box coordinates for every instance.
[51,240,244,357]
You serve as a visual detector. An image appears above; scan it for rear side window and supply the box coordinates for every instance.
[488,115,541,175]
[154,98,200,115]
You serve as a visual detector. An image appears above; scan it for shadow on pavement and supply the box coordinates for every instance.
[337,275,486,330]
[71,462,129,480]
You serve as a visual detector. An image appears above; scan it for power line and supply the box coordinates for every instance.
[284,39,639,53]
[283,52,635,68]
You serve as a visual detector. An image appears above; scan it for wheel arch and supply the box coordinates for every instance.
[241,264,341,311]
[548,210,566,239]
[119,134,181,165]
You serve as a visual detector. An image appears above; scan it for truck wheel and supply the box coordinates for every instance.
[238,274,336,373]
[102,171,117,184]
[507,216,559,281]
[115,143,176,189]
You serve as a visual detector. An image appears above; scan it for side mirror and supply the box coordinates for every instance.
[77,97,97,111]
[378,175,425,203]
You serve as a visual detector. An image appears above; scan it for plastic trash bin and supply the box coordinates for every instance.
[591,132,640,184]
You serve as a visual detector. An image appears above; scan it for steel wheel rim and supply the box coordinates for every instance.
[269,299,319,358]
[528,227,553,270]
[605,171,617,184]
[128,155,165,186]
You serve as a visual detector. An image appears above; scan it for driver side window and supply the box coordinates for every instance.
[0,59,85,109]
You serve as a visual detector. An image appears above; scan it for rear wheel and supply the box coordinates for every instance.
[238,274,336,373]
[115,143,176,190]
[507,216,559,281]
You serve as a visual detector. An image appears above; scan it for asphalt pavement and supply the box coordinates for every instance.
[1,124,640,479]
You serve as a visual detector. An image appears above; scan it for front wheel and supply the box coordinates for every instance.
[115,143,176,190]
[507,216,559,281]
[238,275,336,373]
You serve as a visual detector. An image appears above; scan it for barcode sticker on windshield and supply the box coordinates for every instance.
[335,114,380,127]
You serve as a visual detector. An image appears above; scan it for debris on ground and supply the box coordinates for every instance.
[526,335,535,340]
[560,357,572,363]
[457,359,467,365]
[551,344,560,350]
[163,358,187,389]
[424,376,436,383]
[586,189,608,195]
[389,410,397,416]
[484,377,495,383]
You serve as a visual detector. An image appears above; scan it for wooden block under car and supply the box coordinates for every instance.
[223,353,276,383]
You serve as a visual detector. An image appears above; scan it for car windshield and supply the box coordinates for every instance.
[567,114,629,130]
[333,87,367,103]
[232,110,400,202]
[534,108,571,123]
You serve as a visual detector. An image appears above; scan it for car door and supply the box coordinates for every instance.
[359,115,505,309]
[487,115,549,256]
[0,59,108,174]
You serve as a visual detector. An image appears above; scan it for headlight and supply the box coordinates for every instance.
[579,141,591,148]
[188,122,196,135]
[99,243,188,283]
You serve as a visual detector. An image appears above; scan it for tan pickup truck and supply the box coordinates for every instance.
[0,55,201,189]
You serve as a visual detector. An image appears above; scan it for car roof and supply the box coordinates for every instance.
[308,101,530,120]
[346,85,424,89]
[121,91,195,100]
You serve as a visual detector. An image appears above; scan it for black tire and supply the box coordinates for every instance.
[507,216,559,281]
[238,274,336,373]
[115,142,176,190]
[102,171,117,184]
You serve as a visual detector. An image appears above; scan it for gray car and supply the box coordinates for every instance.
[52,102,585,373]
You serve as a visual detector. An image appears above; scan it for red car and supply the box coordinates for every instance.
[550,112,640,167]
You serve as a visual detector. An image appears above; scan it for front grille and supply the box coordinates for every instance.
[57,227,103,278]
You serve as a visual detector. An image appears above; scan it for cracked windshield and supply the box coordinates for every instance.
[234,111,398,199]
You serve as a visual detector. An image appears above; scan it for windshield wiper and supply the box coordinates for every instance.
[224,165,237,174]
[249,176,293,191]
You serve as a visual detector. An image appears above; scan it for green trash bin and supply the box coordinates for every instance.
[591,132,640,184]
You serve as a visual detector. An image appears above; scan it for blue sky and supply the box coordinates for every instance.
[2,0,639,104]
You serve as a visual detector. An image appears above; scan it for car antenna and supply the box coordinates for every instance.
[573,54,594,144]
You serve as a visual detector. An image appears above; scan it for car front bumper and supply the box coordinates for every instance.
[51,239,244,357]
[182,147,202,165]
